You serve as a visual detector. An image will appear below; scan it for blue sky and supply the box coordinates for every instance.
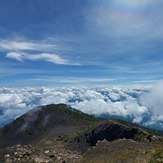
[0,0,163,86]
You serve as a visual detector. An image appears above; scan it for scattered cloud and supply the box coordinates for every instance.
[6,52,23,61]
[1,39,80,65]
[0,1,163,87]
[0,40,56,51]
[6,51,70,65]
[0,85,162,130]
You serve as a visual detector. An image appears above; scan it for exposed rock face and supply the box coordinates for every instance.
[85,123,143,145]
[72,121,160,153]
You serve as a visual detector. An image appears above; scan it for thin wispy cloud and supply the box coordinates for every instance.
[6,51,70,65]
[0,40,57,51]
[0,0,163,85]
[86,0,163,40]
[31,77,115,85]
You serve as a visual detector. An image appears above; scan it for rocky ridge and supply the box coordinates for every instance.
[0,104,163,162]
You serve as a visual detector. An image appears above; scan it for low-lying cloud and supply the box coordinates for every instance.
[140,82,163,127]
[0,84,162,130]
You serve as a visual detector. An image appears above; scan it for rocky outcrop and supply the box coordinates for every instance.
[72,121,160,153]
[3,144,81,163]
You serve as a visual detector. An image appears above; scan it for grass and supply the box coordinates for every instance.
[150,147,163,163]
[50,104,100,122]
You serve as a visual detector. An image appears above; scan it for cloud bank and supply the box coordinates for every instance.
[140,82,163,127]
[0,84,162,130]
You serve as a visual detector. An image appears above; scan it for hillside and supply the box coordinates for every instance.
[0,104,99,148]
[81,139,163,163]
[0,104,163,162]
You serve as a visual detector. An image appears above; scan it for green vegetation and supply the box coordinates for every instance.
[145,128,163,137]
[110,118,141,128]
[48,104,100,122]
[150,147,163,163]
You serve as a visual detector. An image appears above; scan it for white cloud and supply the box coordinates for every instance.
[6,52,23,61]
[0,40,56,51]
[0,39,79,65]
[140,81,163,121]
[0,85,162,130]
[72,95,148,120]
[6,51,69,65]
[0,41,36,50]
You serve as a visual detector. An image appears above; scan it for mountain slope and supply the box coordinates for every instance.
[0,103,163,162]
[69,120,162,153]
[80,139,163,163]
[0,104,99,148]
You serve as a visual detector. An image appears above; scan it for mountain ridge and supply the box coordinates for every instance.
[0,103,163,162]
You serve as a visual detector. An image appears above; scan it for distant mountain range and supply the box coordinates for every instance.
[0,104,163,162]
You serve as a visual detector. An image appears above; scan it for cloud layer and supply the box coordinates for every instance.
[0,84,162,130]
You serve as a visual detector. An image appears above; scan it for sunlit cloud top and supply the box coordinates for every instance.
[0,84,162,130]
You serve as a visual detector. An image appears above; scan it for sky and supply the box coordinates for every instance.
[0,0,163,130]
[0,0,163,86]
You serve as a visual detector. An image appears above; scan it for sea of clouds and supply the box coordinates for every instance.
[0,84,163,130]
